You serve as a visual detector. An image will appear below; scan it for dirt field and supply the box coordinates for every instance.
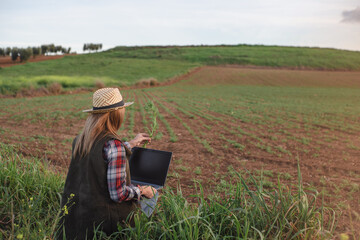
[0,55,67,68]
[0,66,359,236]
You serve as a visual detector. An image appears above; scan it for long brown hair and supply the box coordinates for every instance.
[73,108,125,158]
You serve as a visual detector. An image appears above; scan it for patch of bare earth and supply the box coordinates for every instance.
[180,65,360,88]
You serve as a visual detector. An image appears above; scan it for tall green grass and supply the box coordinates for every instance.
[104,167,334,239]
[0,143,64,239]
[0,143,334,239]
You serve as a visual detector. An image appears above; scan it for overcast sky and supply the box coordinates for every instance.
[1,0,359,52]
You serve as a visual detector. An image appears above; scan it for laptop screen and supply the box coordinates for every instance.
[129,147,172,186]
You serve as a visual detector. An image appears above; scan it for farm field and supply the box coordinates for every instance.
[1,66,359,236]
[110,45,360,70]
[2,44,360,96]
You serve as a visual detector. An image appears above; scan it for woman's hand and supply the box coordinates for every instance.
[139,185,157,199]
[129,133,151,148]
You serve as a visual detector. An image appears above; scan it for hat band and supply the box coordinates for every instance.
[93,100,124,110]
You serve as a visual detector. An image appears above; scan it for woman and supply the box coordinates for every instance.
[57,88,157,240]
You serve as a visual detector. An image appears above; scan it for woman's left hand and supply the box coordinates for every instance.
[129,133,151,148]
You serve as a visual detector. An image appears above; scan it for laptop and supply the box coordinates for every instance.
[129,147,172,190]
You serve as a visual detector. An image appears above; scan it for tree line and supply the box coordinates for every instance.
[83,43,103,52]
[0,44,72,62]
[1,43,103,62]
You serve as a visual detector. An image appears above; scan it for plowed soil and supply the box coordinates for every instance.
[0,66,359,236]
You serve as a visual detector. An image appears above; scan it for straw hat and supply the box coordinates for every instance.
[83,88,133,113]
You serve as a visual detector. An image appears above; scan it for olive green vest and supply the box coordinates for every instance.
[57,135,138,240]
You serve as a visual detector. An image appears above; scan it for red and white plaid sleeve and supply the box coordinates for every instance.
[103,139,140,202]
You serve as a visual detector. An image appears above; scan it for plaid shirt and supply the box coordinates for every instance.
[103,139,140,202]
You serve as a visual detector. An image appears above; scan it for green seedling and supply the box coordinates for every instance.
[143,101,159,148]
[194,167,202,175]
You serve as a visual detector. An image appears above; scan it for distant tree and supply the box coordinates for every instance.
[49,44,55,54]
[89,43,94,52]
[32,47,41,58]
[11,48,19,61]
[5,47,11,56]
[84,43,92,52]
[96,44,102,52]
[41,45,49,55]
[19,48,32,62]
[5,44,72,58]
[55,45,62,54]
[83,43,102,52]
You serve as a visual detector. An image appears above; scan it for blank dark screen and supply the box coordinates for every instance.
[129,147,172,186]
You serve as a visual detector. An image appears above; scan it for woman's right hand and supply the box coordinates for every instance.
[129,133,151,148]
[139,185,157,199]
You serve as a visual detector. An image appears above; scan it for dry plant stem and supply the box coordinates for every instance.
[11,200,14,239]
[50,208,62,238]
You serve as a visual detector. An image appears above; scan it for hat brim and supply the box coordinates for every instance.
[83,102,134,113]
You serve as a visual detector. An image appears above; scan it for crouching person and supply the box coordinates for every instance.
[56,88,157,239]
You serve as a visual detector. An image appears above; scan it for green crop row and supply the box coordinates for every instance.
[140,91,178,142]
[151,84,360,154]
[148,92,283,156]
[148,91,285,156]
[150,95,214,153]
[137,93,148,127]
[126,91,136,139]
